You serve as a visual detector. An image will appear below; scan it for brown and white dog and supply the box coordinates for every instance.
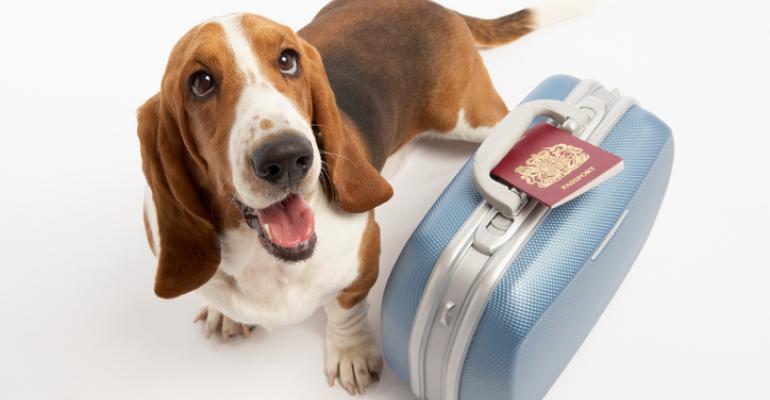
[138,0,583,395]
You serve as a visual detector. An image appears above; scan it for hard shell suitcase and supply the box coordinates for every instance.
[381,75,674,400]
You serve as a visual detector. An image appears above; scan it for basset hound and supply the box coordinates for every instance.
[138,0,582,395]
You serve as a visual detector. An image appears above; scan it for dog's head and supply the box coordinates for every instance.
[138,14,392,298]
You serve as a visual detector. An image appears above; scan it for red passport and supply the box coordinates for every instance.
[491,123,624,208]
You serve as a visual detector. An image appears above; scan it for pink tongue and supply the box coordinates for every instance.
[255,195,315,248]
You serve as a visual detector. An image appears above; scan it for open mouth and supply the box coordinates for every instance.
[235,194,317,262]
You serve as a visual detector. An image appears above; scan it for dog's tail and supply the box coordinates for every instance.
[459,0,593,49]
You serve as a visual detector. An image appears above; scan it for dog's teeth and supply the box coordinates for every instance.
[264,224,273,241]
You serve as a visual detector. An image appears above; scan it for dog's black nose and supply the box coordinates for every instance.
[250,135,314,188]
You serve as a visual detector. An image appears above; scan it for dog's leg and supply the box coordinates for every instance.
[453,56,510,144]
[440,52,511,144]
[325,300,382,395]
[426,108,500,144]
[325,211,382,395]
[420,53,509,145]
[193,305,254,342]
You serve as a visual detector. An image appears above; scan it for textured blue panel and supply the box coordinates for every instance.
[381,75,582,383]
[504,137,674,400]
[459,106,673,400]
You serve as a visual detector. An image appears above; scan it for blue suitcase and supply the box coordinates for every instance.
[381,75,674,400]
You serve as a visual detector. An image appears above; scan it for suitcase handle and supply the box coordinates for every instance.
[473,100,591,217]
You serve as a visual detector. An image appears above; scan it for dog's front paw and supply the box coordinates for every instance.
[193,306,254,342]
[326,334,383,396]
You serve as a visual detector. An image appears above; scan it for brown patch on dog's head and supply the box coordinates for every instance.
[259,119,274,131]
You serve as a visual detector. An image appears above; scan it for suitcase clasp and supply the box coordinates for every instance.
[472,209,517,255]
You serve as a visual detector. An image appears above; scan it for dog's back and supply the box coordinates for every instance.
[299,0,546,169]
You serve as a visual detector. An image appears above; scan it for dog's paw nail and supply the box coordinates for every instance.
[193,308,208,323]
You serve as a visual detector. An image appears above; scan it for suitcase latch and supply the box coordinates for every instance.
[472,208,518,255]
[439,301,456,327]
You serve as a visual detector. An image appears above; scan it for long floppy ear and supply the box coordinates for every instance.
[301,40,393,213]
[137,95,220,299]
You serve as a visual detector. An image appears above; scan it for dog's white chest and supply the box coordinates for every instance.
[199,195,367,329]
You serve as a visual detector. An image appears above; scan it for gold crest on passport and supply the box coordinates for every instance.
[491,123,624,208]
[515,144,590,189]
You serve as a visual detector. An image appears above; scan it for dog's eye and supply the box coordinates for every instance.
[278,49,299,76]
[189,71,216,98]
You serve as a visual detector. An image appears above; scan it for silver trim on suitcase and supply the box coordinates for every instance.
[408,80,639,400]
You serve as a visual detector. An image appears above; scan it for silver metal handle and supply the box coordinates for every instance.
[472,100,591,218]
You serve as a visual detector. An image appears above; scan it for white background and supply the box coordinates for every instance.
[1,0,769,399]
